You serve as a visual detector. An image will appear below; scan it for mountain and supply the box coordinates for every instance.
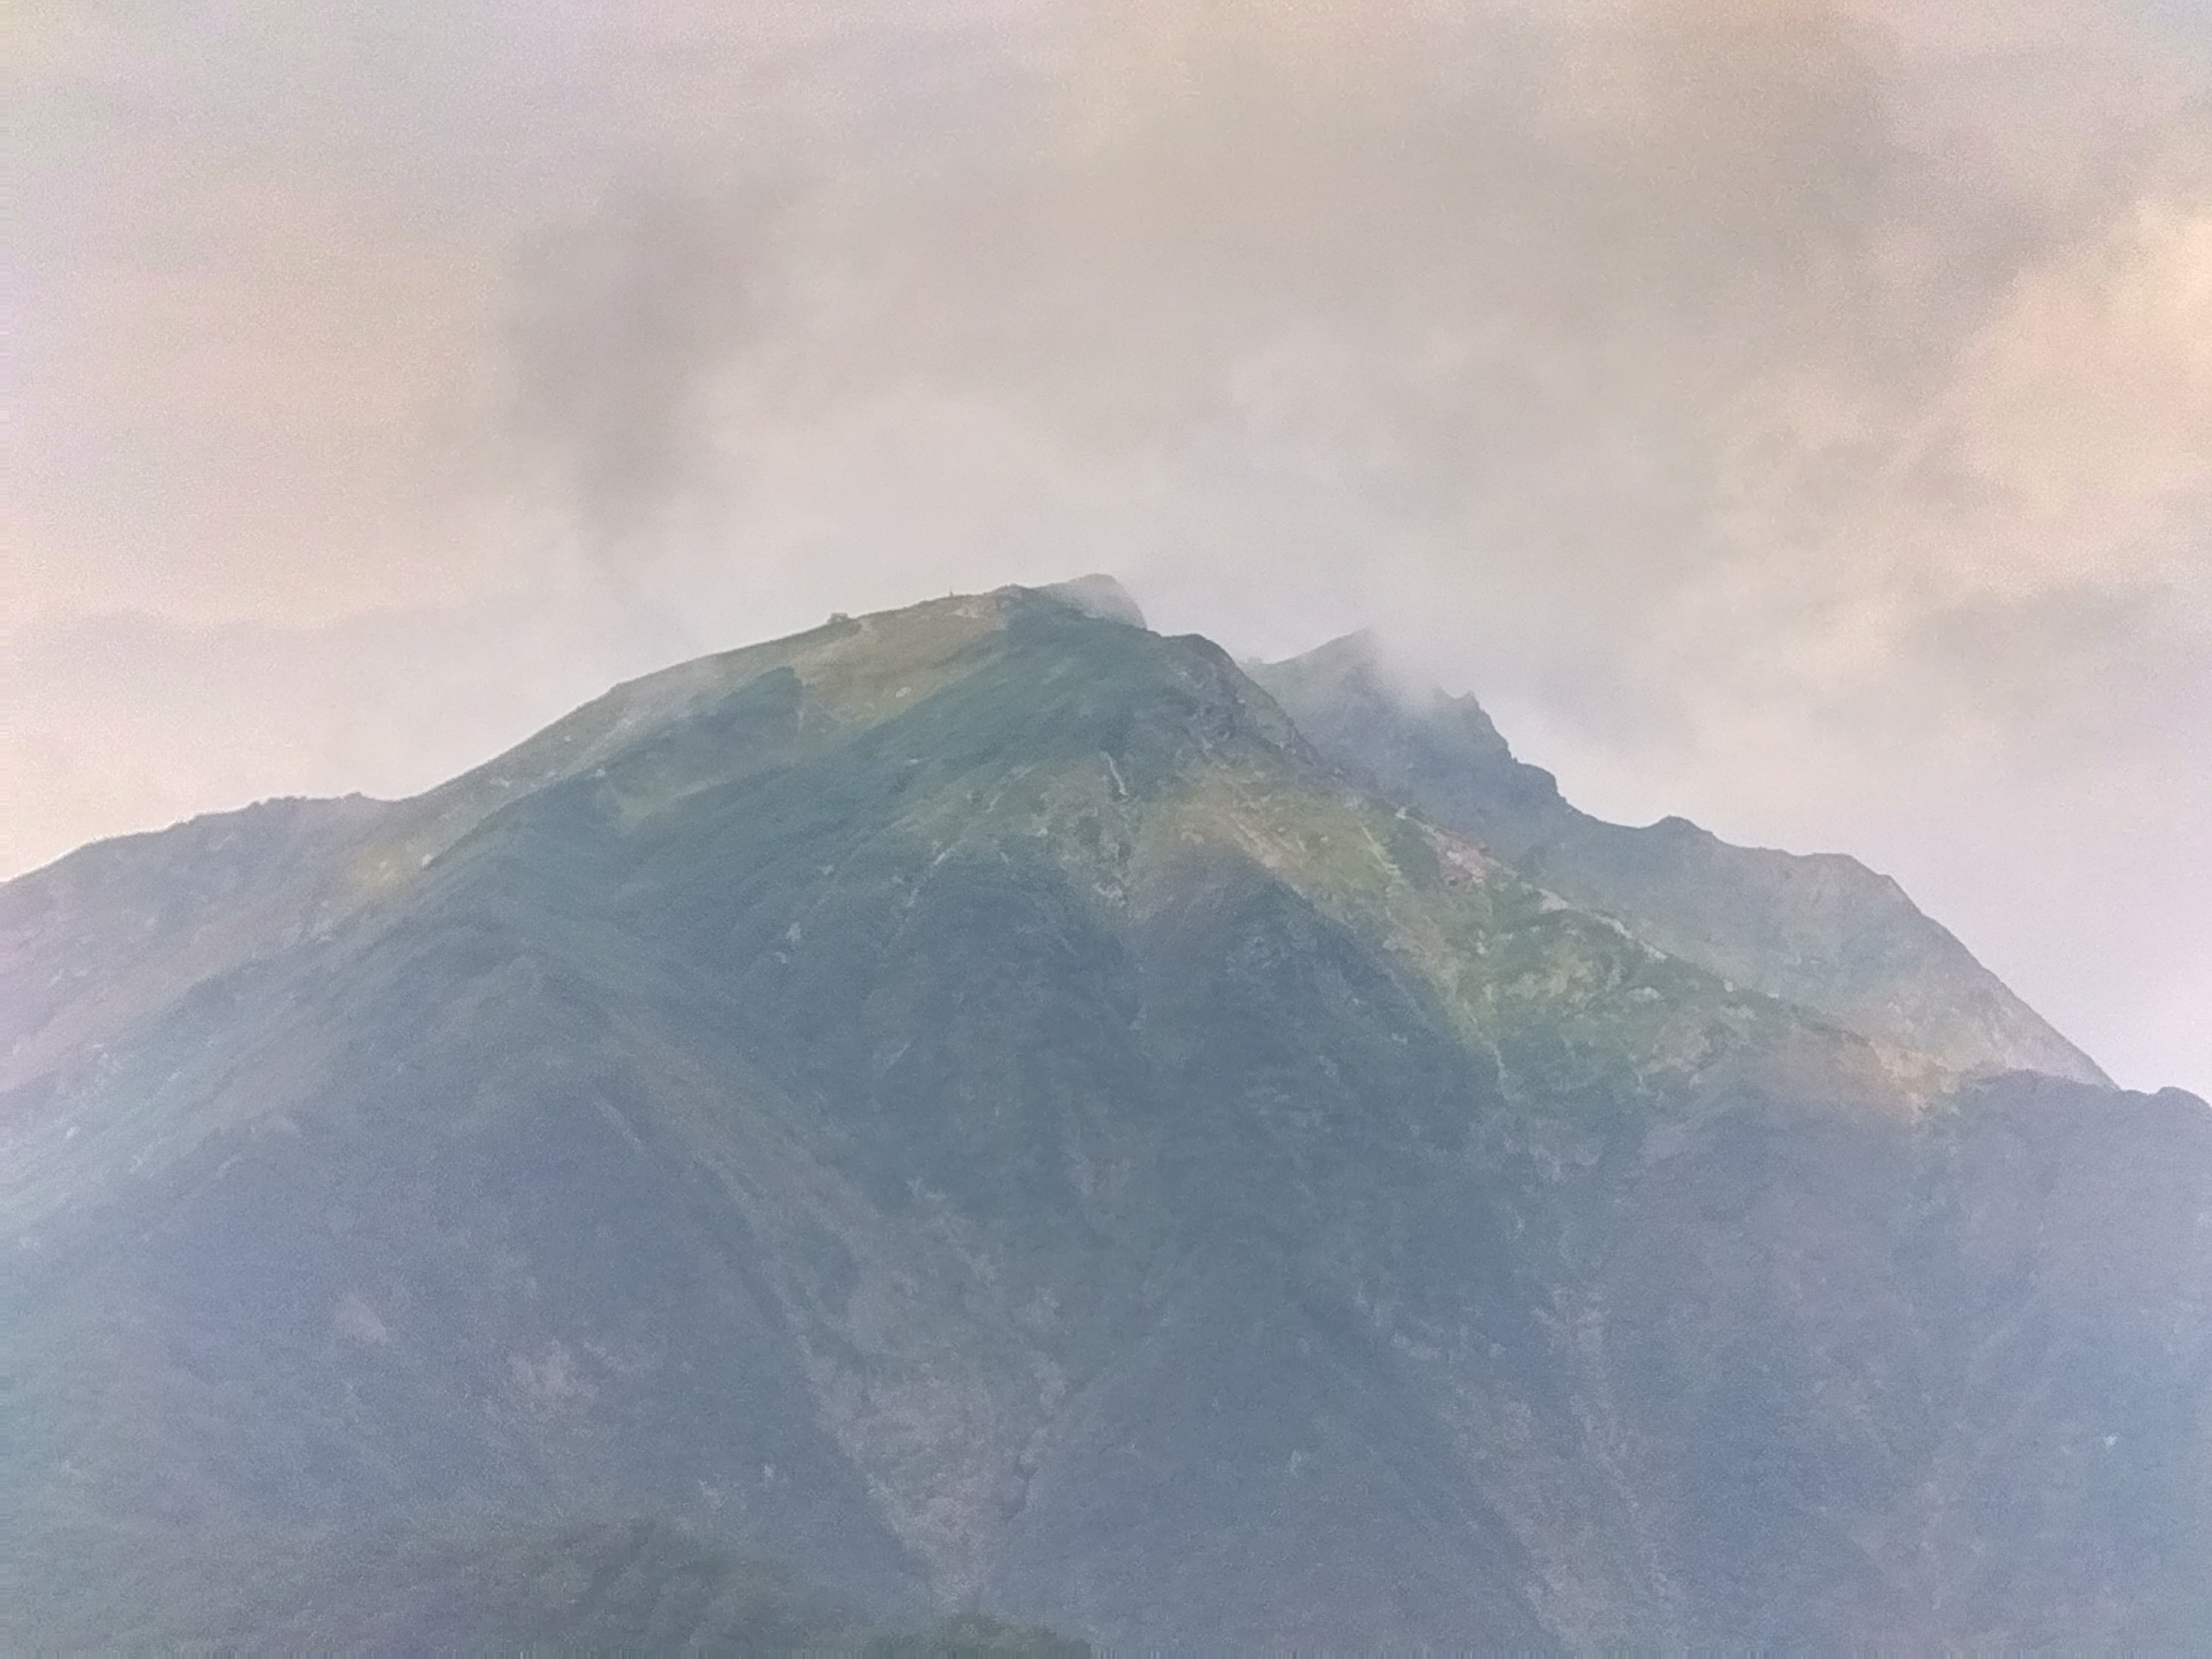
[5,582,2207,1649]
[1250,631,2107,1085]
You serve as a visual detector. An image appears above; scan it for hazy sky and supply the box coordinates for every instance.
[10,0,2209,1094]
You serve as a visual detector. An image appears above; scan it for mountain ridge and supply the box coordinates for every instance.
[8,581,2096,1102]
[1249,629,2108,1085]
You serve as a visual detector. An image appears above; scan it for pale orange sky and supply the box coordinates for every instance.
[9,0,2209,1093]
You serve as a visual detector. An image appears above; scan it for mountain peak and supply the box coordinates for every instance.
[1282,627,1387,673]
[1026,574,1145,628]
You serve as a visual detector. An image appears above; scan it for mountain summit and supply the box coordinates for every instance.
[6,584,2207,1648]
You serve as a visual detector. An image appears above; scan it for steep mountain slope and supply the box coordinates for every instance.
[1251,631,2108,1084]
[5,584,2206,1648]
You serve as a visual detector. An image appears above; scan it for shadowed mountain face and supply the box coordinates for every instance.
[5,585,2206,1649]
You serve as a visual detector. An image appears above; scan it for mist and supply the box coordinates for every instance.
[11,0,2209,1091]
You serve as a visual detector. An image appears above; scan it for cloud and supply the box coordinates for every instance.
[502,178,775,560]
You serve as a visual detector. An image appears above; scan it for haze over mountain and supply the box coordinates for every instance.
[7,584,2206,1649]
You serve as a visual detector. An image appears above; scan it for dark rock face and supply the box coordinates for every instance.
[5,588,2205,1649]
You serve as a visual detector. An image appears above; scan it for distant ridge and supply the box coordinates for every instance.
[1251,631,2108,1085]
